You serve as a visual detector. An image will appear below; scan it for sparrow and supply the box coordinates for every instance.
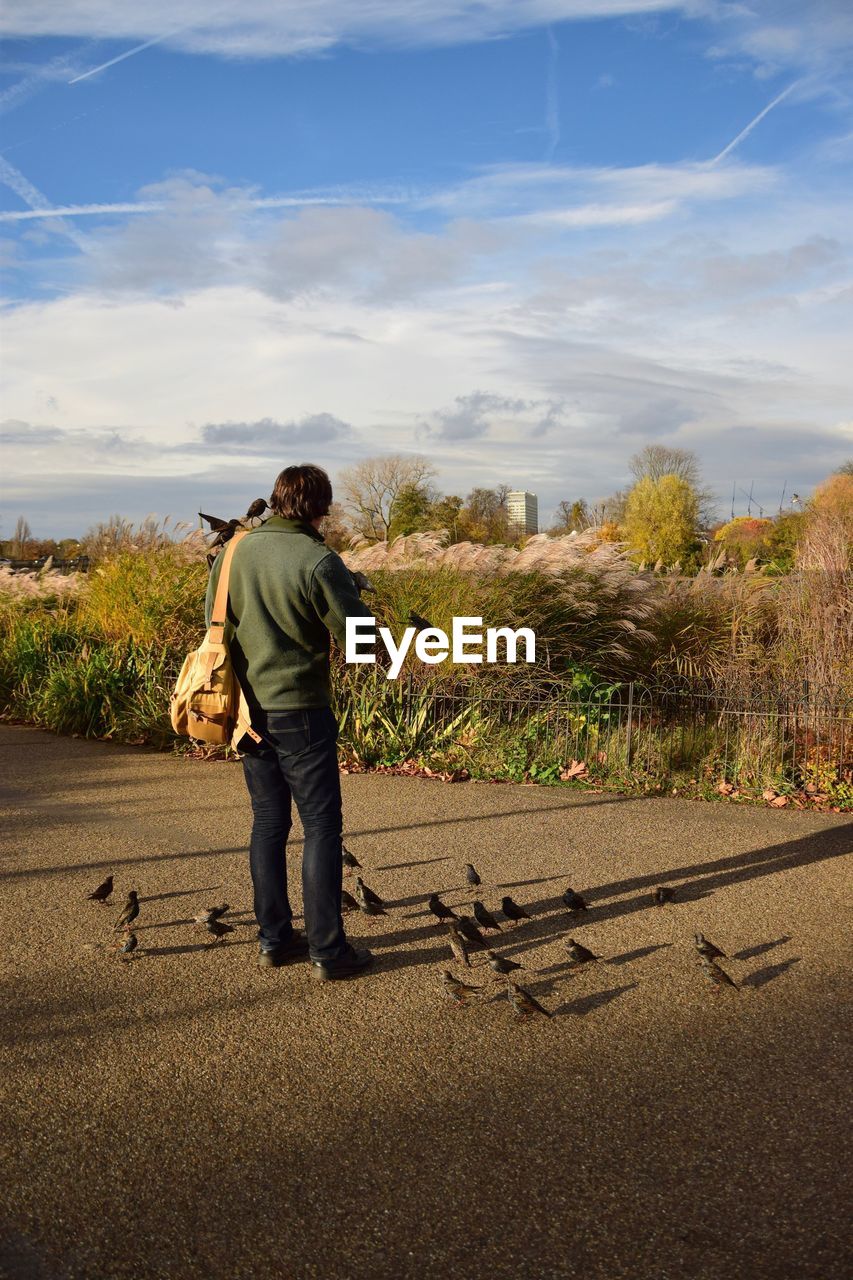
[700,958,738,992]
[506,981,552,1019]
[562,888,588,913]
[114,891,140,932]
[500,896,531,923]
[342,844,362,871]
[441,971,481,1004]
[427,893,457,924]
[694,932,726,961]
[409,611,434,632]
[193,903,230,926]
[464,863,481,888]
[453,917,489,950]
[486,950,523,976]
[243,498,269,522]
[652,886,676,906]
[205,918,235,943]
[87,875,114,903]
[341,889,359,913]
[566,938,599,965]
[116,932,138,957]
[355,877,386,915]
[448,932,471,969]
[472,901,502,932]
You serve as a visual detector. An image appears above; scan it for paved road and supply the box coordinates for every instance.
[1,725,851,1280]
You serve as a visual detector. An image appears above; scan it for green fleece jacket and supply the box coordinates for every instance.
[204,517,371,711]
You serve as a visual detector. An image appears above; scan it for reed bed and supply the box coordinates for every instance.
[1,521,849,804]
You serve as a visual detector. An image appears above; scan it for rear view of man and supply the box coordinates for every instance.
[205,464,373,981]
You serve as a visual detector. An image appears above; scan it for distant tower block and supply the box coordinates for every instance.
[507,490,538,537]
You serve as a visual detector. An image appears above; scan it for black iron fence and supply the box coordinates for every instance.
[335,669,853,793]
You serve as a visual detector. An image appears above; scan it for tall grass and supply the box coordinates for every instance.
[1,520,849,804]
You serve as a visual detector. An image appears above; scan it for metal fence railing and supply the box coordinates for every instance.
[335,670,853,790]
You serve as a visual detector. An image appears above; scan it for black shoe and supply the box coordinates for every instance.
[258,933,310,968]
[311,945,374,983]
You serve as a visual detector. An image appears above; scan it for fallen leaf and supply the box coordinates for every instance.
[769,794,789,808]
[717,780,735,795]
[762,787,778,802]
[560,759,589,781]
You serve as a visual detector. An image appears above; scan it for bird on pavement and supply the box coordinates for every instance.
[506,981,552,1019]
[472,901,502,932]
[355,877,386,915]
[464,863,481,888]
[409,611,434,632]
[453,917,489,950]
[193,903,230,926]
[427,893,457,925]
[566,938,599,965]
[87,875,114,904]
[341,889,359,913]
[694,932,726,960]
[653,886,676,906]
[486,950,523,976]
[116,932,138,958]
[448,932,471,969]
[243,498,269,522]
[700,958,738,992]
[442,971,481,1004]
[114,891,140,932]
[205,918,235,943]
[501,896,531,923]
[562,888,588,913]
[342,844,362,872]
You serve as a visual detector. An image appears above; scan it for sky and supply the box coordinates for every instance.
[1,1,852,538]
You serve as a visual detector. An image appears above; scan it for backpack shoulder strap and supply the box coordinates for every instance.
[209,530,249,639]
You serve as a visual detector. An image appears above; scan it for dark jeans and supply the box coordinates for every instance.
[239,706,347,962]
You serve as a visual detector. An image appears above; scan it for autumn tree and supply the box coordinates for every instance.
[338,455,437,543]
[426,494,464,542]
[629,445,715,526]
[624,474,700,567]
[713,516,774,569]
[549,499,590,535]
[319,502,354,552]
[459,486,510,543]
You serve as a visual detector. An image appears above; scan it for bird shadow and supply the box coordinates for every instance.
[141,940,254,958]
[497,874,573,890]
[142,886,221,902]
[732,936,791,961]
[608,943,673,966]
[374,856,452,871]
[553,983,639,1018]
[741,957,801,988]
[133,918,196,931]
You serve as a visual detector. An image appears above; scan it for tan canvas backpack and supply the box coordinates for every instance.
[170,531,262,748]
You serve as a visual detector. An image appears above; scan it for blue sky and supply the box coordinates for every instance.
[1,1,852,537]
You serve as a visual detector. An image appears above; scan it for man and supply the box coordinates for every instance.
[205,464,373,982]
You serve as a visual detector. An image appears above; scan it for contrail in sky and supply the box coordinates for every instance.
[711,81,800,164]
[69,26,192,83]
[544,27,560,163]
[0,155,88,249]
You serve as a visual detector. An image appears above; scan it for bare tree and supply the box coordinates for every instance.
[11,516,32,559]
[550,499,590,534]
[338,455,437,543]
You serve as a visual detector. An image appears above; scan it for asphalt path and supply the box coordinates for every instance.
[1,725,851,1280]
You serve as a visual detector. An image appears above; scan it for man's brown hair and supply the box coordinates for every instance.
[269,464,333,523]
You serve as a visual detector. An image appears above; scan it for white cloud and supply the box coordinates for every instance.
[0,3,682,60]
